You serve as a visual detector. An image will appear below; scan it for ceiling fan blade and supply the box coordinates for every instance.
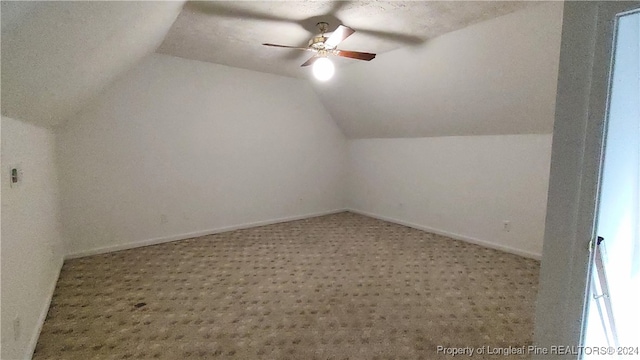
[263,43,311,51]
[334,50,376,61]
[301,55,319,67]
[328,1,350,16]
[187,2,291,24]
[357,28,424,45]
[324,25,355,48]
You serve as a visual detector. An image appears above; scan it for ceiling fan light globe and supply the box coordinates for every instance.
[312,57,335,81]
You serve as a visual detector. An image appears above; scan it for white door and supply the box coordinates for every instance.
[533,2,640,358]
[583,8,640,356]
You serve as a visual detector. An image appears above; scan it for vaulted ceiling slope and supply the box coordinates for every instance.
[158,1,531,78]
[1,1,185,127]
[311,2,564,138]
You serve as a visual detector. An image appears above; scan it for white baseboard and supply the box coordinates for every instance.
[64,207,541,261]
[27,257,63,359]
[347,208,541,260]
[65,209,348,260]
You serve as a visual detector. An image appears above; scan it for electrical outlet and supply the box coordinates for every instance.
[13,316,21,341]
[503,221,511,232]
[160,214,168,224]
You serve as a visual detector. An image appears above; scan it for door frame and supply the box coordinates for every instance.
[533,2,640,357]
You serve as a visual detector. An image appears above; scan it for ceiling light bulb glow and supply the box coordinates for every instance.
[312,57,335,81]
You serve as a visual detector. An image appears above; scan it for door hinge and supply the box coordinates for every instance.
[589,236,605,252]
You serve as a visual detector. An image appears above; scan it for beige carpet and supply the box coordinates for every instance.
[34,212,539,359]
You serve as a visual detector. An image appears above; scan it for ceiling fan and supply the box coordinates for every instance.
[263,22,376,67]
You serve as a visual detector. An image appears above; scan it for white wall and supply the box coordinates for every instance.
[1,116,64,359]
[347,134,552,258]
[312,2,563,138]
[58,53,347,257]
[335,3,561,259]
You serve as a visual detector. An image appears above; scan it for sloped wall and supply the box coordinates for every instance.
[1,116,64,359]
[58,54,347,258]
[312,2,563,138]
[336,3,563,258]
[1,1,184,127]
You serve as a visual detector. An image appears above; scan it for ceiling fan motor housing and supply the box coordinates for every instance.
[310,22,332,51]
[309,36,330,50]
[262,21,376,66]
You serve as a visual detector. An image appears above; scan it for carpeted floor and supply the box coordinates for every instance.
[34,212,540,360]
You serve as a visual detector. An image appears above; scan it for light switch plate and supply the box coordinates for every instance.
[9,164,23,188]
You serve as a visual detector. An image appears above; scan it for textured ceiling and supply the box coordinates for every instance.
[157,1,533,78]
[1,1,184,126]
